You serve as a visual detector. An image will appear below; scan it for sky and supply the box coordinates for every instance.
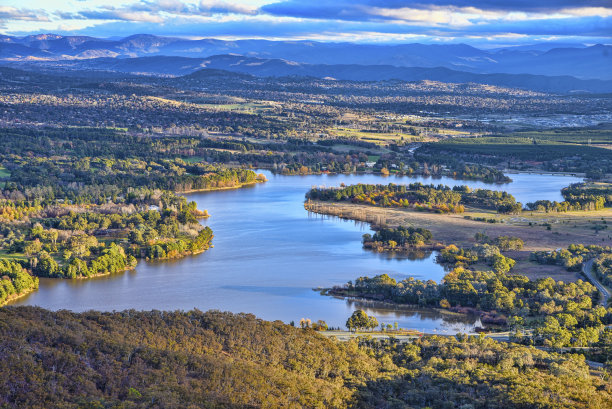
[1,0,611,46]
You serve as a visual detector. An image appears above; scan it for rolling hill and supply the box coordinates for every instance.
[0,34,610,80]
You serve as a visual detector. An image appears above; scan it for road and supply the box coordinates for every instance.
[320,330,421,343]
[320,330,606,369]
[582,259,610,306]
[320,330,514,343]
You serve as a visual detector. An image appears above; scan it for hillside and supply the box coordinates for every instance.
[0,307,609,408]
[1,34,610,80]
[6,54,612,94]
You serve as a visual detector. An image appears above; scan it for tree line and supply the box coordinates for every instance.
[327,266,610,348]
[307,183,522,214]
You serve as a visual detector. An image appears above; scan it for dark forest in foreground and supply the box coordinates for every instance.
[0,307,610,409]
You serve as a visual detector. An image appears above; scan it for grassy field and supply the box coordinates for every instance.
[182,156,206,163]
[0,251,26,262]
[198,101,277,114]
[329,127,419,144]
[0,166,9,188]
[328,126,470,144]
[428,136,609,156]
[327,143,388,155]
[510,129,612,145]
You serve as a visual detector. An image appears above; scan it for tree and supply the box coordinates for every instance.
[346,310,372,332]
[368,315,379,331]
[492,254,515,274]
[35,252,60,277]
[313,320,328,331]
[24,239,43,256]
[299,318,312,329]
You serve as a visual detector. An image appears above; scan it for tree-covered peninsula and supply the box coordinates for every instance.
[0,127,266,301]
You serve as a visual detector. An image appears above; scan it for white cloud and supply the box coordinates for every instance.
[199,0,259,15]
[0,6,49,22]
[366,7,475,26]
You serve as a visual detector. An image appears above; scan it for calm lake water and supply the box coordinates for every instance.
[11,171,582,332]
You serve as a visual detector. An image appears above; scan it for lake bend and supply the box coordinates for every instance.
[10,171,583,333]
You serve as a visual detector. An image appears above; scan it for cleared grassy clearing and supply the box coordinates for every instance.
[329,126,445,144]
[198,101,277,114]
[0,250,26,261]
[511,129,612,145]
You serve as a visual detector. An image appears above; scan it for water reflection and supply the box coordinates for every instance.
[308,211,434,261]
[11,170,581,332]
[345,299,482,334]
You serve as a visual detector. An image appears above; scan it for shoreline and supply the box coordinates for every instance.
[1,287,39,306]
[4,242,212,306]
[142,247,210,262]
[321,289,505,327]
[321,290,470,318]
[1,173,233,302]
[179,179,266,194]
[270,168,513,184]
[501,169,586,178]
[70,265,137,280]
[363,242,445,253]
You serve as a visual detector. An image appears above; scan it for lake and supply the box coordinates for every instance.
[10,171,583,332]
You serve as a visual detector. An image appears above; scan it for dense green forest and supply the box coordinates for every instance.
[0,126,514,187]
[328,268,611,348]
[595,252,612,287]
[0,307,609,409]
[0,128,266,199]
[418,130,612,177]
[0,127,269,296]
[524,183,612,212]
[307,183,522,214]
[0,260,38,305]
[437,243,517,274]
[307,181,611,215]
[362,226,438,252]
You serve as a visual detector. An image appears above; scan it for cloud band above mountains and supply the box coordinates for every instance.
[1,0,610,45]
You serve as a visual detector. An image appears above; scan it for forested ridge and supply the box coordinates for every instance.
[0,128,266,199]
[0,307,609,409]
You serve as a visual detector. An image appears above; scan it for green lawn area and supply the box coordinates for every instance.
[330,125,468,145]
[182,156,206,163]
[511,129,612,145]
[329,144,386,155]
[0,251,27,262]
[198,102,276,114]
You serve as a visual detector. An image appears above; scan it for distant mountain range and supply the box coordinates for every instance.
[9,54,612,94]
[1,34,611,81]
